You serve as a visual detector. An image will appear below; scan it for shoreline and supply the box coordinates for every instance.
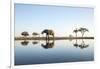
[15,37,94,40]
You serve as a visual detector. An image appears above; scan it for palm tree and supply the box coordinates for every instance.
[21,31,29,37]
[32,32,39,37]
[78,27,89,37]
[73,28,78,38]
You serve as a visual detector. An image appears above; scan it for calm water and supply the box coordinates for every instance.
[15,39,94,65]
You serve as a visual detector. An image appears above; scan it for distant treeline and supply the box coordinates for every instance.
[15,27,94,40]
[15,37,94,40]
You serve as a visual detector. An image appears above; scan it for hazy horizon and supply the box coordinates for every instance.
[15,3,94,37]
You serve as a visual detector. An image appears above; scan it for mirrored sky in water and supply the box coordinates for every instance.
[15,4,94,37]
[15,39,94,65]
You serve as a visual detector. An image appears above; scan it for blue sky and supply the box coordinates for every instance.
[15,3,94,37]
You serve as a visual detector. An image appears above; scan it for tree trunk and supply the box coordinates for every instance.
[82,33,84,37]
[76,33,77,38]
[53,34,54,40]
[46,34,47,40]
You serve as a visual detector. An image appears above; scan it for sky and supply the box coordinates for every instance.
[15,3,94,37]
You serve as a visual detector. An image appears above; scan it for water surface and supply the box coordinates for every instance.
[15,39,94,65]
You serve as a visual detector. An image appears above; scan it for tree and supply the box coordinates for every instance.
[78,27,89,37]
[21,31,29,37]
[32,32,39,37]
[73,28,78,37]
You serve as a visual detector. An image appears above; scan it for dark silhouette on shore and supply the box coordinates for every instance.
[32,32,39,37]
[21,31,29,37]
[73,27,89,38]
[73,28,78,38]
[15,36,94,40]
[15,27,94,40]
[41,29,54,40]
[78,27,89,37]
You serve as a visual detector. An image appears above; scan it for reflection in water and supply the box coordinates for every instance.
[78,40,89,49]
[74,43,78,48]
[73,39,89,49]
[41,40,54,49]
[21,40,29,46]
[32,41,39,45]
[20,39,89,49]
[16,39,94,65]
[69,39,73,42]
[74,39,78,48]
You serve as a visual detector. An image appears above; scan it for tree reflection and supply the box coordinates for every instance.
[41,40,54,49]
[73,39,78,48]
[32,41,39,45]
[73,39,89,49]
[21,40,29,46]
[78,40,89,49]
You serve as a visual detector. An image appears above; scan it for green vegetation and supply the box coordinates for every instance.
[21,31,29,37]
[73,28,78,38]
[32,32,39,37]
[78,27,89,37]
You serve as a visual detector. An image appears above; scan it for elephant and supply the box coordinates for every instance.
[41,29,54,40]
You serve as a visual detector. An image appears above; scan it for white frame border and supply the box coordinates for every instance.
[10,0,95,69]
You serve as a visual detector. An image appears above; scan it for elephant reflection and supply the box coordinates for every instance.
[21,40,29,46]
[41,40,54,49]
[73,39,89,49]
